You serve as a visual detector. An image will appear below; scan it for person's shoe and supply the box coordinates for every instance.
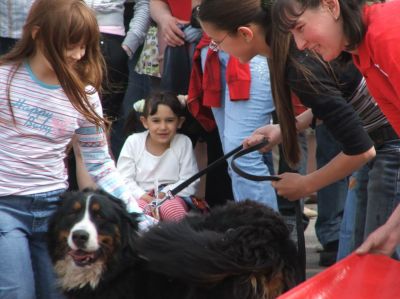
[303,206,318,218]
[319,240,339,267]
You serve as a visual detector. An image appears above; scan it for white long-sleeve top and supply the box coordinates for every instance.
[117,131,199,199]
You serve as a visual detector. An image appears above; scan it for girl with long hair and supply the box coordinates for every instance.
[0,0,151,297]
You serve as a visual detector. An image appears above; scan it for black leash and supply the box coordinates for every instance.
[230,141,306,282]
[148,143,246,210]
[231,140,280,182]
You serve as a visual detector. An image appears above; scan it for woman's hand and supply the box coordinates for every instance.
[356,219,400,256]
[243,124,282,152]
[271,172,311,200]
[158,14,188,47]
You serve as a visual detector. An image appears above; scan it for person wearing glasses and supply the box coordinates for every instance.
[188,32,278,211]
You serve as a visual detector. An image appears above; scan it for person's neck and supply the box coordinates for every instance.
[253,26,272,58]
[28,52,59,85]
[146,136,170,156]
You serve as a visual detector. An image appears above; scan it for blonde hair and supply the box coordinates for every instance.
[0,0,108,130]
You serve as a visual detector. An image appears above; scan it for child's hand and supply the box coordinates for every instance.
[157,192,166,199]
[140,194,155,203]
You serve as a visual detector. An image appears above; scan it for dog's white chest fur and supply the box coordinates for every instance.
[54,256,105,290]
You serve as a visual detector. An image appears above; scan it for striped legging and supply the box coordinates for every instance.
[138,196,188,221]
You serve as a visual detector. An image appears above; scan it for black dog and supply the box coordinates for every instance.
[48,190,300,299]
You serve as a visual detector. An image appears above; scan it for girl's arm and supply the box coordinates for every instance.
[161,135,199,197]
[116,135,148,200]
[76,92,142,213]
[122,0,151,56]
[272,148,375,200]
[244,109,313,151]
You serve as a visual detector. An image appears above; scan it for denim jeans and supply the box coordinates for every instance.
[201,50,277,210]
[0,189,65,299]
[111,46,151,159]
[337,173,358,260]
[344,139,400,259]
[315,124,348,246]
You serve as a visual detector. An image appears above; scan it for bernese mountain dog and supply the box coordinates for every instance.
[48,189,301,299]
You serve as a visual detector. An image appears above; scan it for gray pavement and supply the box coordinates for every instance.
[304,204,326,279]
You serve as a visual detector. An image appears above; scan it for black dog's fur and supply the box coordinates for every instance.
[48,190,300,299]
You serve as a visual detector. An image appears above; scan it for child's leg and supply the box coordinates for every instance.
[159,197,188,221]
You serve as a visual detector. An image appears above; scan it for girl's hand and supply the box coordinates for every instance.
[140,194,155,203]
[243,124,282,152]
[157,192,166,199]
[271,172,311,200]
[356,222,400,257]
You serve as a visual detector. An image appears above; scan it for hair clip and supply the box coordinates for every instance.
[177,94,188,107]
[133,99,145,113]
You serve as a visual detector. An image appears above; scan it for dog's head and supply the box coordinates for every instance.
[48,189,140,291]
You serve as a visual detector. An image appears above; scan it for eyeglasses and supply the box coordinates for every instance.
[209,33,229,52]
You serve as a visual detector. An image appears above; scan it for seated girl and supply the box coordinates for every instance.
[117,92,199,221]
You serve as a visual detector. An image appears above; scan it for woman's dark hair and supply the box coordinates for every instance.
[197,0,274,45]
[269,33,302,167]
[272,0,365,51]
[124,92,185,136]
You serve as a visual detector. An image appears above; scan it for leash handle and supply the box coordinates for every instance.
[230,140,281,181]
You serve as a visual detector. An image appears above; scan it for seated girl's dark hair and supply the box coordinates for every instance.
[124,92,185,136]
[142,92,185,118]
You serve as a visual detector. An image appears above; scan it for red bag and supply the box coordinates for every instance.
[278,254,400,299]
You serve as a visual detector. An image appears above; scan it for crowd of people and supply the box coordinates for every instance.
[0,0,400,297]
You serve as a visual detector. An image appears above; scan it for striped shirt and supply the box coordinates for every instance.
[347,77,388,133]
[0,62,140,212]
[84,0,151,55]
[0,0,35,39]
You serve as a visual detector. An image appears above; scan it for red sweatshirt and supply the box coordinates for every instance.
[161,0,192,21]
[188,34,251,131]
[352,1,400,136]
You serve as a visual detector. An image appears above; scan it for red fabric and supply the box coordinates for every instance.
[278,254,400,299]
[291,93,307,116]
[352,1,400,136]
[161,0,192,21]
[188,34,251,131]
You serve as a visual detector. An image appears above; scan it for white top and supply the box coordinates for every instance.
[117,131,199,199]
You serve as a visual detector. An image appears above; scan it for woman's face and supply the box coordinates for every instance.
[200,21,264,63]
[288,3,347,61]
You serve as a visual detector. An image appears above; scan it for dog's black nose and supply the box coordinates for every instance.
[72,230,89,247]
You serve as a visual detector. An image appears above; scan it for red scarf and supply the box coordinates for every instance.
[188,34,251,131]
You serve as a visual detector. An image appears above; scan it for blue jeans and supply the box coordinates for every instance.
[111,47,151,159]
[337,173,358,260]
[315,124,348,246]
[343,139,400,259]
[201,50,277,210]
[0,190,65,299]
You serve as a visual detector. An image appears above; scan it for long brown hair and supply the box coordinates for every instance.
[269,32,302,167]
[0,0,108,130]
[197,0,273,45]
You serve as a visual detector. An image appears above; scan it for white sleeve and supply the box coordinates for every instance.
[117,135,147,199]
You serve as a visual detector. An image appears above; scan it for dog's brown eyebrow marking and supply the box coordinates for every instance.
[73,201,82,211]
[91,202,101,212]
